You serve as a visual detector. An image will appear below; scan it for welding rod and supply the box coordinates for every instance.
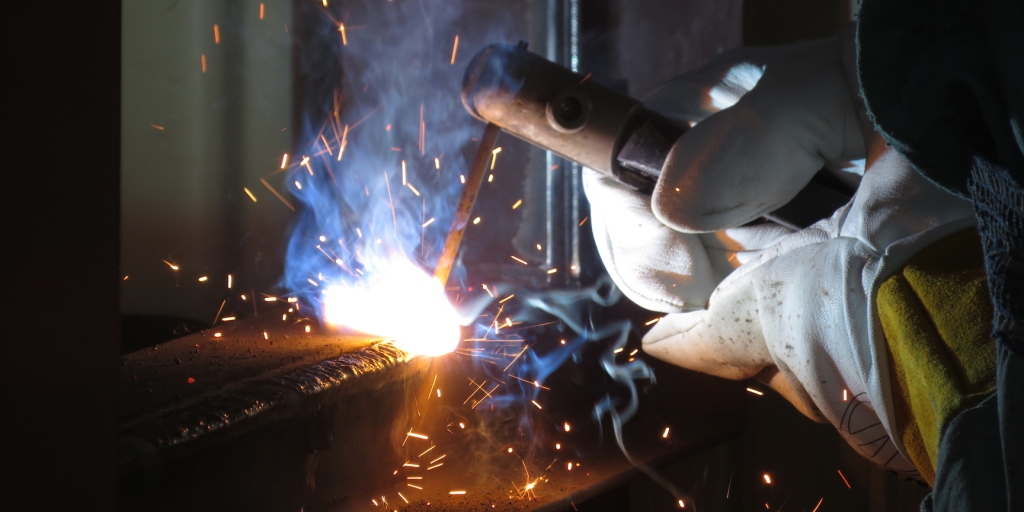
[433,122,502,287]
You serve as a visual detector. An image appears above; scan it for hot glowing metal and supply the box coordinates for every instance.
[322,259,460,357]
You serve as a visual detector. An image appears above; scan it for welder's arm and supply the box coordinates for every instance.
[584,28,979,475]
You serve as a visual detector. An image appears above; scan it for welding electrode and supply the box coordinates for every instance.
[460,42,853,230]
[434,122,501,287]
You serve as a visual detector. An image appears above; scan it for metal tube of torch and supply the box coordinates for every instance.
[433,122,502,287]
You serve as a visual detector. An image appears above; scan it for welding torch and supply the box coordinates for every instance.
[435,42,851,287]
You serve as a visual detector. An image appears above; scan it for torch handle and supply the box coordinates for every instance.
[433,122,502,287]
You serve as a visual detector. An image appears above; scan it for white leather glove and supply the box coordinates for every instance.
[585,28,977,475]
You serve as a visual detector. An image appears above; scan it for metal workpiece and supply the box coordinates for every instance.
[461,43,687,192]
[119,317,433,512]
[119,313,744,511]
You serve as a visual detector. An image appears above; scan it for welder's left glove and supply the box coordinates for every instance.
[586,27,979,476]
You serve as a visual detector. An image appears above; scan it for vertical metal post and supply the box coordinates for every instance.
[566,0,582,283]
[542,0,564,285]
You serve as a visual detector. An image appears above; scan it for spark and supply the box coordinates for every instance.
[460,174,466,184]
[222,316,236,322]
[319,134,332,155]
[464,378,491,404]
[490,146,501,170]
[812,498,824,512]
[473,217,481,225]
[613,347,624,354]
[304,325,311,333]
[579,216,588,226]
[213,333,222,338]
[307,278,318,287]
[407,484,422,490]
[401,160,407,185]
[150,124,164,130]
[434,157,440,169]
[564,422,571,432]
[580,72,592,84]
[422,218,435,228]
[338,24,347,45]
[406,183,421,196]
[531,400,542,409]
[499,294,515,303]
[280,153,289,168]
[264,296,277,302]
[427,463,444,470]
[383,172,397,234]
[450,35,459,64]
[187,377,195,384]
[629,349,639,356]
[429,454,446,464]
[403,463,420,468]
[418,445,435,457]
[488,174,494,183]
[213,299,226,325]
[502,346,529,372]
[838,469,851,488]
[227,274,233,289]
[746,387,764,396]
[201,54,207,73]
[338,125,348,160]
[198,276,208,282]
[263,332,268,339]
[259,3,264,19]
[213,24,220,44]
[510,255,528,265]
[555,443,561,449]
[763,474,772,484]
[645,317,661,325]
[427,374,437,399]
[243,187,258,202]
[260,178,295,211]
[419,104,425,154]
[449,491,466,495]
[162,260,179,271]
[294,180,303,190]
[536,244,542,250]
[678,499,685,508]
[407,431,428,440]
[663,427,670,438]
[567,463,573,471]
[843,389,848,401]
[512,199,522,209]
[301,156,313,175]
[508,374,550,391]
[397,493,408,504]
[546,268,558,274]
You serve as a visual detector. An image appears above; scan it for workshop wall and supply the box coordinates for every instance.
[120,0,293,324]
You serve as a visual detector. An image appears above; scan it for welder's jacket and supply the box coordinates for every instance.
[858,0,1024,508]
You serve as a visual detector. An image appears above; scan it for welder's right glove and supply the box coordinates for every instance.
[584,28,980,477]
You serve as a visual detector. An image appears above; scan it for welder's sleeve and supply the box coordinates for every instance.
[876,229,996,485]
